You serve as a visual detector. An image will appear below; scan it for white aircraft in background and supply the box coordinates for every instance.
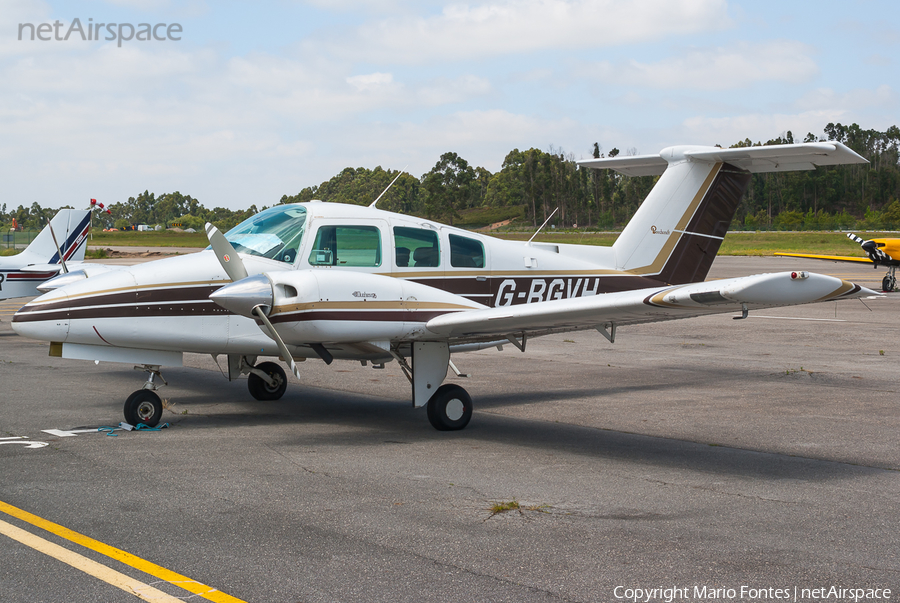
[13,142,875,431]
[0,209,91,300]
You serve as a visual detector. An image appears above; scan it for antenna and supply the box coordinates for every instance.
[47,218,69,274]
[369,166,408,208]
[527,207,559,244]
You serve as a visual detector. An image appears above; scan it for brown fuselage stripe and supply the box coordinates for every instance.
[13,273,673,325]
[12,302,229,323]
[14,285,222,315]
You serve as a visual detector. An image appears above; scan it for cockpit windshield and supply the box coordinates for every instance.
[221,205,308,264]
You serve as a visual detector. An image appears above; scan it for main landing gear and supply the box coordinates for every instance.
[123,365,166,427]
[394,342,474,431]
[426,384,473,431]
[882,266,897,292]
[247,361,287,401]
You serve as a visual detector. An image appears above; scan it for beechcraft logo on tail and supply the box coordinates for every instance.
[650,226,670,235]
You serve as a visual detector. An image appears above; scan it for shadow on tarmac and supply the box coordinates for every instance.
[133,365,882,485]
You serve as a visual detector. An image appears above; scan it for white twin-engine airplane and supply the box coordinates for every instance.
[13,142,875,431]
[0,209,92,300]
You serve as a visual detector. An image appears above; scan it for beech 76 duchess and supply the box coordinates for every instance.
[13,142,875,431]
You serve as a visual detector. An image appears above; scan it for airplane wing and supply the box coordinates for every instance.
[425,272,875,343]
[773,252,873,264]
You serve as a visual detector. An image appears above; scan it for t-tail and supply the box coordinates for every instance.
[18,209,92,265]
[578,142,868,284]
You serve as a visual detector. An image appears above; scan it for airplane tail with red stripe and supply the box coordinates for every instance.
[18,209,91,265]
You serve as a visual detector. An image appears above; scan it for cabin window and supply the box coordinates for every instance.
[393,227,440,268]
[308,225,382,267]
[449,234,485,268]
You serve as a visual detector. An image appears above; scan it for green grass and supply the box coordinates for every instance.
[489,500,521,515]
[717,232,878,256]
[87,231,209,248]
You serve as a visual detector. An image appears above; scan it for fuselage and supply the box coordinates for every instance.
[11,201,666,360]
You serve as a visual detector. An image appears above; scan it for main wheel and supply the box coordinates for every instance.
[426,384,473,431]
[123,390,163,427]
[248,361,288,401]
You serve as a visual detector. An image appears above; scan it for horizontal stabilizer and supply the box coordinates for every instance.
[18,264,65,274]
[578,142,867,176]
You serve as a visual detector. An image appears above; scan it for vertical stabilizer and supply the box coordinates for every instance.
[20,209,91,264]
[578,142,867,284]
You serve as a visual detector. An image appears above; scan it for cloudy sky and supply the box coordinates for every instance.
[2,0,897,211]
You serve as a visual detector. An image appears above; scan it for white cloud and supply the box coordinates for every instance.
[346,72,394,91]
[336,0,732,63]
[795,85,897,112]
[584,40,818,90]
[680,110,850,146]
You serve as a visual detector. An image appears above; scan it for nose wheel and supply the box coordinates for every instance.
[124,390,163,427]
[123,365,166,427]
[882,270,897,292]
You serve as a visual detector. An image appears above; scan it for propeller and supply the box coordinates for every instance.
[252,303,304,379]
[848,233,890,263]
[205,222,302,379]
[205,222,248,282]
[47,218,69,274]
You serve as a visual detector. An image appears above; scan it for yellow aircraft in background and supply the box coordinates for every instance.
[775,233,900,292]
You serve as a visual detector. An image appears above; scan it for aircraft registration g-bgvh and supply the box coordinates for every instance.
[0,209,92,300]
[775,233,900,292]
[13,142,876,431]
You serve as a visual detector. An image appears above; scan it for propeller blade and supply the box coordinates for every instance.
[205,222,248,282]
[252,305,302,379]
[47,218,69,274]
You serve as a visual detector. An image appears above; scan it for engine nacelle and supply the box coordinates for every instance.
[211,269,484,345]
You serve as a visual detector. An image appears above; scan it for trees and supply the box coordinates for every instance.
[4,121,899,234]
[421,152,478,226]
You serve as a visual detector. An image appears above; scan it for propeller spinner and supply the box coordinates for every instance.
[205,222,303,379]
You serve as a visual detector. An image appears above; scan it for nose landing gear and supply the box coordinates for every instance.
[123,365,167,427]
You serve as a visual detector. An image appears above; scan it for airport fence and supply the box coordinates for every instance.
[2,230,39,250]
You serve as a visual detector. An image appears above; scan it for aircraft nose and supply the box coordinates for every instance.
[862,240,877,252]
[209,274,274,318]
[11,293,71,342]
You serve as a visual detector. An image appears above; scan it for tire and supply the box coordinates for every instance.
[248,361,288,401]
[123,390,163,427]
[426,384,473,431]
[883,275,895,292]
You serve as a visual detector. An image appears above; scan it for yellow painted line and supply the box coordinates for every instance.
[0,518,182,602]
[0,500,246,603]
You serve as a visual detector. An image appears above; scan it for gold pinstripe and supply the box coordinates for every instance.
[272,299,478,315]
[627,163,722,276]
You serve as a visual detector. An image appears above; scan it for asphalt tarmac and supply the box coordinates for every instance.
[1,256,897,603]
